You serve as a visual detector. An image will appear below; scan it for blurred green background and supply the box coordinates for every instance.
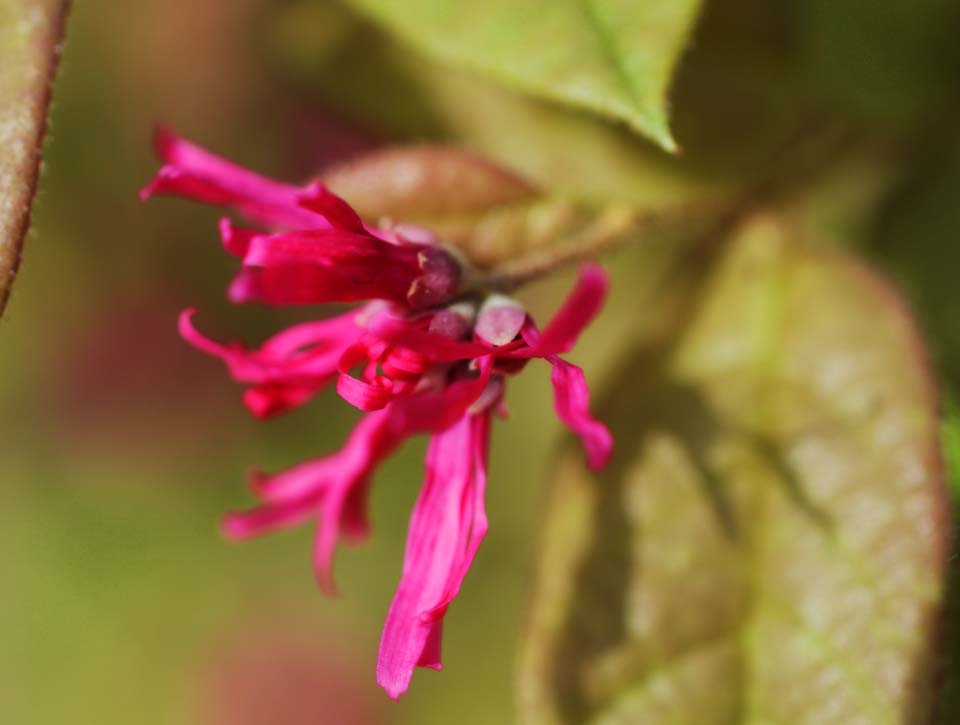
[0,2,593,723]
[3,0,960,723]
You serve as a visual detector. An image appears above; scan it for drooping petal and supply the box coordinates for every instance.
[421,412,490,617]
[243,382,322,420]
[140,128,327,230]
[178,308,362,415]
[545,355,613,471]
[233,374,493,595]
[510,263,609,359]
[222,493,321,539]
[231,408,407,594]
[376,412,491,700]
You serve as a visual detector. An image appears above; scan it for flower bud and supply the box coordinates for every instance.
[475,294,526,346]
[428,302,476,340]
[407,247,461,309]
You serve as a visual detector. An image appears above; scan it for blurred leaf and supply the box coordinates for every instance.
[520,217,949,723]
[323,144,538,218]
[0,0,66,314]
[342,0,704,152]
[396,57,729,209]
[798,0,960,124]
[869,146,960,389]
[323,144,646,271]
[935,395,960,722]
[283,2,841,212]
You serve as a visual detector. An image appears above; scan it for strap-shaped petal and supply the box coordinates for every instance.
[376,412,491,700]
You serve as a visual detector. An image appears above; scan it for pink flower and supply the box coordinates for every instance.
[143,131,613,700]
[141,129,460,308]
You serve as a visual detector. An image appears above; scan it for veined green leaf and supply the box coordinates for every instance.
[0,0,66,314]
[520,217,949,724]
[342,0,703,152]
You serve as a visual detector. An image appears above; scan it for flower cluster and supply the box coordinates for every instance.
[142,130,613,699]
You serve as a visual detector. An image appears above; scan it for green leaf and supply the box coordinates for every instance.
[341,0,703,152]
[278,2,831,210]
[0,0,66,314]
[520,217,950,724]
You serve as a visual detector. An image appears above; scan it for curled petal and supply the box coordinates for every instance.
[336,373,395,412]
[297,181,365,232]
[179,308,355,381]
[260,311,367,358]
[219,217,257,258]
[510,264,609,359]
[366,312,494,362]
[178,308,361,414]
[235,408,409,593]
[546,356,613,470]
[381,346,431,381]
[376,412,492,700]
[141,128,327,230]
[178,309,279,383]
[336,342,396,411]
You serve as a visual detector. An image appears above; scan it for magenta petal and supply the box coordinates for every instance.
[141,128,328,230]
[336,342,396,411]
[336,373,395,411]
[179,308,368,419]
[251,456,342,506]
[546,356,613,470]
[238,408,411,593]
[537,263,608,353]
[297,181,366,232]
[243,382,321,420]
[259,311,366,358]
[376,412,491,700]
[511,264,609,359]
[417,621,443,671]
[366,312,494,362]
[222,495,319,539]
[228,237,423,305]
[219,217,257,258]
[178,308,285,383]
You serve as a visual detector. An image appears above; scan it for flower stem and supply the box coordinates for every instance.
[479,201,725,291]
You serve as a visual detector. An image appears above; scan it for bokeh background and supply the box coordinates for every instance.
[2,0,960,723]
[0,3,583,723]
